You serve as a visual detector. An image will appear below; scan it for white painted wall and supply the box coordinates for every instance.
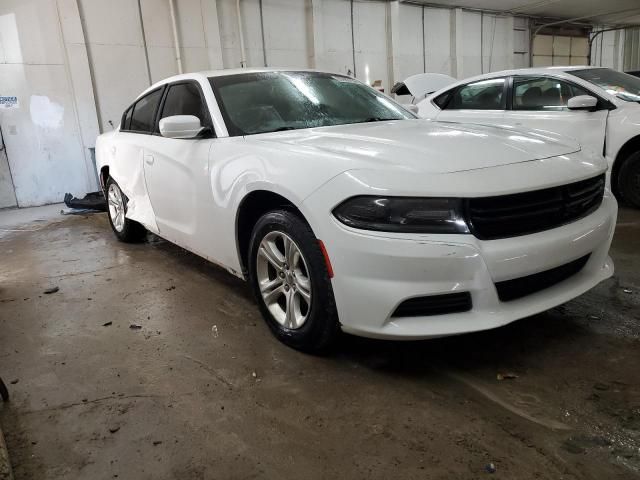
[590,28,624,70]
[424,7,454,76]
[3,0,626,207]
[0,0,97,206]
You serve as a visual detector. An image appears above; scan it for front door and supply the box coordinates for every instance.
[501,76,609,156]
[0,125,17,208]
[142,81,215,252]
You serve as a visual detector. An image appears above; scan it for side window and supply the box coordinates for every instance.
[129,88,163,133]
[512,77,590,111]
[446,78,506,110]
[121,107,133,131]
[160,83,209,126]
[433,90,453,109]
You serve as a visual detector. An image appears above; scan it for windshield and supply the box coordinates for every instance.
[209,71,415,136]
[571,68,640,102]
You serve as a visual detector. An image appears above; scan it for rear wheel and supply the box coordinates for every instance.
[618,151,640,208]
[106,177,146,242]
[248,210,339,353]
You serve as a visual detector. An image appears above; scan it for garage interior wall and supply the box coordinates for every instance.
[0,0,634,207]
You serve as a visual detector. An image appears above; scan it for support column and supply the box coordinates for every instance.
[386,1,400,92]
[202,0,225,69]
[310,0,324,69]
[55,0,101,189]
[451,7,464,78]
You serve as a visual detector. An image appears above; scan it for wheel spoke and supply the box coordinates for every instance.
[284,291,296,328]
[284,236,294,266]
[258,240,284,269]
[260,278,283,304]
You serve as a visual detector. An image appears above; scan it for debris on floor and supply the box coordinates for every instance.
[496,372,518,381]
[63,191,107,212]
[623,288,633,294]
[211,325,219,338]
[43,286,59,294]
[102,321,112,327]
[129,324,142,330]
[108,427,120,434]
[9,380,18,385]
[484,463,496,474]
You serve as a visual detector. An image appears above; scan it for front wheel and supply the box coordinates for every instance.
[618,151,640,208]
[248,210,339,353]
[106,177,146,242]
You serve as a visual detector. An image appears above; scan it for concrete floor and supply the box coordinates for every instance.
[0,207,639,479]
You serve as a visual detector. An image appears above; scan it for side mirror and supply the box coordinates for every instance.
[405,104,420,114]
[159,115,205,139]
[567,95,598,111]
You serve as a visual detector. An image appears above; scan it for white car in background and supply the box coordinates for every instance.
[96,68,616,352]
[414,67,640,207]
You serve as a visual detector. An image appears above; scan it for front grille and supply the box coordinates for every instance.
[391,292,472,317]
[466,174,605,240]
[495,254,590,302]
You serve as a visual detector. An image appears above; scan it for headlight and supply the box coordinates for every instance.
[332,196,469,234]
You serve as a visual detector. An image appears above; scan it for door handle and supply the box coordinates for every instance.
[144,154,154,165]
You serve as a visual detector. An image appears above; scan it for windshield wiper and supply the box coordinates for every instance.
[261,126,297,134]
[359,117,398,123]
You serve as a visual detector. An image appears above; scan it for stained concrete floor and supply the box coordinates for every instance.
[0,207,638,480]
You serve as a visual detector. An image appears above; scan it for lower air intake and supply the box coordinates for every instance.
[495,254,591,302]
[391,292,472,317]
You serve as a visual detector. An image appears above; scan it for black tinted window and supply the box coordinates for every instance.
[160,83,208,125]
[433,90,453,109]
[446,78,506,110]
[130,89,163,133]
[122,107,133,130]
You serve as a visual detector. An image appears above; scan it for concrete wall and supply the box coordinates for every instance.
[0,0,628,206]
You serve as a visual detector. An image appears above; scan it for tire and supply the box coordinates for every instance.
[618,151,640,208]
[248,210,339,353]
[0,377,8,402]
[105,177,147,242]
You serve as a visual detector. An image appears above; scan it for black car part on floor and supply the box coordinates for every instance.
[63,191,107,212]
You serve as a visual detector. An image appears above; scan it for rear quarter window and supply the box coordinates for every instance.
[433,90,453,109]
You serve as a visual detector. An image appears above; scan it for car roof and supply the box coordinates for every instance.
[451,65,605,83]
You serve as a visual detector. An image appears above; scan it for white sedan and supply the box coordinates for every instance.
[416,67,640,207]
[96,68,616,352]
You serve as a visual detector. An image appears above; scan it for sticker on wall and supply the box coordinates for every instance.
[0,96,19,109]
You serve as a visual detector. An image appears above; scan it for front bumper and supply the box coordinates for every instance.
[311,193,617,340]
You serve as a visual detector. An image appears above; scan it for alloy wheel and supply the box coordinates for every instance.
[107,183,125,232]
[256,231,312,329]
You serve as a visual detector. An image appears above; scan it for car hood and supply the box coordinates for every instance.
[251,119,581,174]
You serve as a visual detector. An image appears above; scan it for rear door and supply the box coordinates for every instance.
[433,77,507,126]
[140,80,215,253]
[109,87,165,232]
[501,75,609,156]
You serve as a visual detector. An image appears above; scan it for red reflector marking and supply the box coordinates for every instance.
[318,240,334,278]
